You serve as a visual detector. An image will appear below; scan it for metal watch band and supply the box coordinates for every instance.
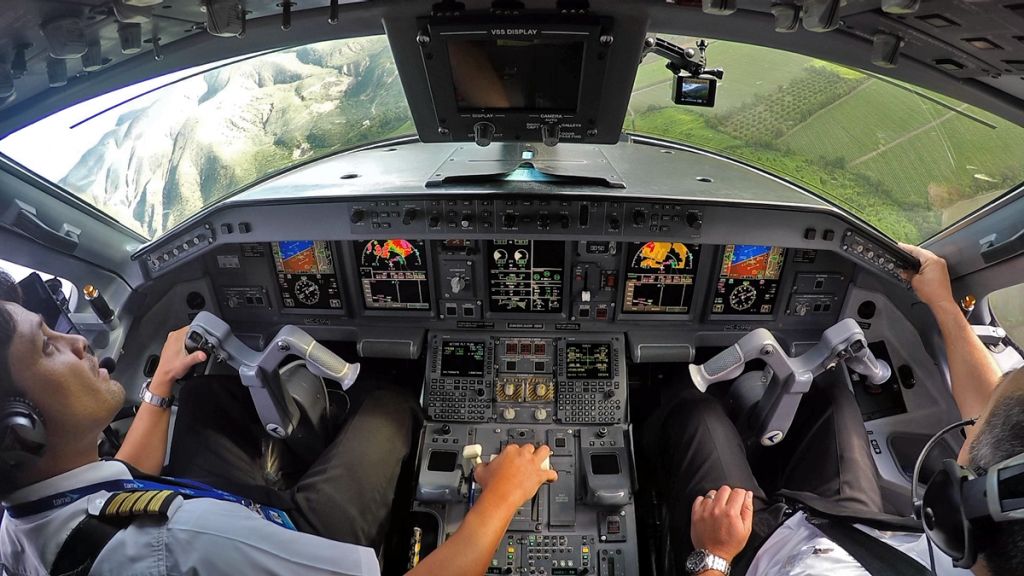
[708,554,730,575]
[688,549,731,576]
[139,380,175,409]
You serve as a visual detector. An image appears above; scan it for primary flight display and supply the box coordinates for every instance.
[712,244,787,315]
[272,240,342,310]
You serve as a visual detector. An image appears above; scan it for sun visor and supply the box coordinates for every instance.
[385,10,647,147]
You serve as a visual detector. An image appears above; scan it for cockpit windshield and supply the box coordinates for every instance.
[2,34,1024,243]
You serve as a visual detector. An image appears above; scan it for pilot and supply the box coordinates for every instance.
[0,269,557,575]
[645,245,1023,576]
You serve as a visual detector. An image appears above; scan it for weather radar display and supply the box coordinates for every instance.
[623,241,702,314]
[357,239,431,310]
[712,244,786,315]
[272,241,342,310]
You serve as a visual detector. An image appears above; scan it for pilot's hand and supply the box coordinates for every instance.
[898,243,955,311]
[152,327,207,390]
[691,486,754,564]
[474,444,558,508]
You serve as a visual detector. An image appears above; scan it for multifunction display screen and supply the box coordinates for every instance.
[566,343,612,380]
[356,239,431,310]
[440,341,486,377]
[448,39,584,112]
[272,241,342,309]
[488,240,564,313]
[711,245,786,316]
[622,241,702,314]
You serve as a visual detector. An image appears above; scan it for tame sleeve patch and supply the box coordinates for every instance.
[96,490,179,519]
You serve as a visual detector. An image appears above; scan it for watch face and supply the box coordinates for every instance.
[686,549,708,573]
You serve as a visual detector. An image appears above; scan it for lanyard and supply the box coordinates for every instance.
[5,477,296,531]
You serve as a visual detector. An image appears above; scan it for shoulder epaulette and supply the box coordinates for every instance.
[95,489,180,519]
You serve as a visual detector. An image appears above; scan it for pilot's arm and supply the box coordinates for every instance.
[407,443,558,576]
[899,244,1003,462]
[115,327,207,475]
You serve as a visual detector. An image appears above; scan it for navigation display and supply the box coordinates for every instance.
[711,245,787,316]
[488,240,564,313]
[356,239,431,311]
[623,241,702,314]
[272,241,342,310]
[566,343,612,380]
[440,341,486,377]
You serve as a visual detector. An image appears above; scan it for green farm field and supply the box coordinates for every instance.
[626,39,1024,243]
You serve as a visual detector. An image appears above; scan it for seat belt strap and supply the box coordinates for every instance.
[807,516,934,576]
[51,516,127,576]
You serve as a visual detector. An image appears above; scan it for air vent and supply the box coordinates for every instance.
[934,58,966,71]
[964,37,1003,50]
[917,13,959,28]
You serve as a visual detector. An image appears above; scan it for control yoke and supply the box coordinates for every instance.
[689,318,890,447]
[186,311,360,439]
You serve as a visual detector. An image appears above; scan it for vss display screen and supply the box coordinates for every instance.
[272,241,342,309]
[622,241,701,314]
[356,239,431,310]
[711,245,786,316]
[565,342,612,380]
[440,341,486,377]
[488,240,564,313]
[448,39,584,112]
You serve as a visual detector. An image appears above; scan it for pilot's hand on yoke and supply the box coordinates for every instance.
[152,326,207,394]
[691,485,755,567]
[898,243,955,311]
[473,443,558,507]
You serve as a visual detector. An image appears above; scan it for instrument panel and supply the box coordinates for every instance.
[207,237,854,330]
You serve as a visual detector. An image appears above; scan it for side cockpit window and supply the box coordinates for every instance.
[989,283,1024,347]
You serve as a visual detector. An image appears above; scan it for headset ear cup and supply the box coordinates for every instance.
[0,398,47,469]
[921,459,978,569]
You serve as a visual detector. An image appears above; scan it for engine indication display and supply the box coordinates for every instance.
[272,241,342,310]
[357,239,431,310]
[566,343,612,380]
[712,245,786,316]
[622,241,701,314]
[488,240,564,313]
[440,341,486,377]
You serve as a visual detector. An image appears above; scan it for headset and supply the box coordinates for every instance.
[913,417,1024,569]
[0,397,47,471]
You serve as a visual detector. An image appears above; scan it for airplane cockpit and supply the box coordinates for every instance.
[1,1,1024,575]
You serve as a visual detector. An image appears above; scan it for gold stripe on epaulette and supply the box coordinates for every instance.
[117,491,146,516]
[131,490,160,514]
[101,492,132,516]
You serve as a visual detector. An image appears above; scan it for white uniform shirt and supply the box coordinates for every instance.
[748,512,973,576]
[0,461,380,576]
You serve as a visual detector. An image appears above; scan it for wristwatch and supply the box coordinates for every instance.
[139,379,175,409]
[686,549,731,575]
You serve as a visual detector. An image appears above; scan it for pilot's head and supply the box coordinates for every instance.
[0,270,124,494]
[967,367,1024,575]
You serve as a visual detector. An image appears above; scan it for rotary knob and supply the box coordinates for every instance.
[350,208,365,224]
[504,382,517,397]
[502,213,517,229]
[534,408,548,421]
[536,383,548,397]
[502,407,516,421]
[450,276,467,294]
